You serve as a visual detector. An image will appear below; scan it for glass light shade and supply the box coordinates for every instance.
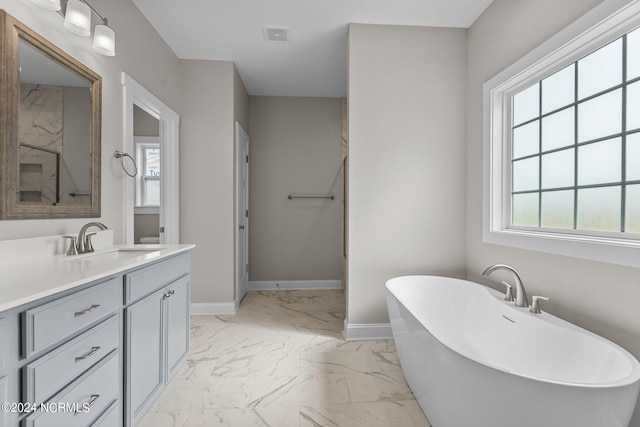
[29,0,61,11]
[64,0,91,37]
[92,24,116,56]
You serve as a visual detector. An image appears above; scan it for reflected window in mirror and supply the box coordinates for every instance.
[136,140,160,207]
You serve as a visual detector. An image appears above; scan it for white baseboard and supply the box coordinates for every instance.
[343,321,393,341]
[190,281,341,314]
[249,280,342,291]
[190,300,239,315]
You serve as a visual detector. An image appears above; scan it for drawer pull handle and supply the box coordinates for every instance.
[74,304,100,317]
[76,394,100,414]
[75,346,101,362]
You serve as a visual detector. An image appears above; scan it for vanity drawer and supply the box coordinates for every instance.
[23,277,122,357]
[22,351,119,427]
[1,375,9,427]
[24,315,120,403]
[125,253,189,303]
[90,400,119,426]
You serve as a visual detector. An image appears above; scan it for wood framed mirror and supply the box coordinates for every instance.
[0,9,101,219]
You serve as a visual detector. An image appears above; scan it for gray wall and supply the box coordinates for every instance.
[134,105,159,137]
[134,214,159,243]
[347,24,468,325]
[61,86,91,205]
[1,0,250,309]
[180,60,249,305]
[0,0,181,241]
[466,1,640,424]
[248,96,342,281]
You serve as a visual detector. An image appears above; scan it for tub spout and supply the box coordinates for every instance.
[481,264,529,308]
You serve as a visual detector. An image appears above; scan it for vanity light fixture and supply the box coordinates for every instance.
[63,0,91,36]
[29,0,116,56]
[92,20,116,56]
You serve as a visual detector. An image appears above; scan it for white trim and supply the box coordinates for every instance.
[483,0,640,269]
[190,301,239,315]
[343,321,393,341]
[134,207,159,215]
[122,73,180,245]
[235,122,250,303]
[248,280,342,291]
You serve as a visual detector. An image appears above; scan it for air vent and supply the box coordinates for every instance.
[263,26,291,43]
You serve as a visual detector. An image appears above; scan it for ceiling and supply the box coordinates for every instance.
[132,0,494,98]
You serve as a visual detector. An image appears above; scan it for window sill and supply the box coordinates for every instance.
[483,226,640,268]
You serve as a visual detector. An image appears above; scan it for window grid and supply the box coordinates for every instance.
[141,148,160,206]
[135,142,160,208]
[511,32,639,234]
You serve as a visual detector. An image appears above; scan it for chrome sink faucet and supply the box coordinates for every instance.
[482,264,529,308]
[77,222,108,254]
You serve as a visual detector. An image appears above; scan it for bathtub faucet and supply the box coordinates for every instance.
[481,264,529,308]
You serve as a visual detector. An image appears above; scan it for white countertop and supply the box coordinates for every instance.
[0,243,195,313]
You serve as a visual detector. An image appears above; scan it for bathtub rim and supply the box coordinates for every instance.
[386,274,640,389]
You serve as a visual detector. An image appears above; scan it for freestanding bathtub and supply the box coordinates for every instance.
[386,275,640,427]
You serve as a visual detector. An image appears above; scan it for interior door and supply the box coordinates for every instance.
[236,123,250,303]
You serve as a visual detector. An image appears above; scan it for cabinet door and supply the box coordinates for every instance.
[165,276,189,379]
[125,288,164,427]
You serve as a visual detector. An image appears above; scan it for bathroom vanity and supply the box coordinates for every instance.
[0,235,194,427]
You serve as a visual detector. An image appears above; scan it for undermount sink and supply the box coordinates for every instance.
[66,248,161,261]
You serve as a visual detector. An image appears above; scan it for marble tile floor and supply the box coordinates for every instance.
[138,289,431,427]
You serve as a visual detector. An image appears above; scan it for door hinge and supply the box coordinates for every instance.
[160,227,165,233]
[245,209,248,218]
[245,264,249,273]
[246,154,249,163]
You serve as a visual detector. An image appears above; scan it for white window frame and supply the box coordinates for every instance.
[134,136,160,214]
[483,0,640,268]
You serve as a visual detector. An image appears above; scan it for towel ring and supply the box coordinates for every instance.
[114,151,137,177]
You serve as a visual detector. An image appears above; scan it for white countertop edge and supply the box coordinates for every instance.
[0,244,195,313]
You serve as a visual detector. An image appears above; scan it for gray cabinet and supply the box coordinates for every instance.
[125,287,164,426]
[90,401,119,426]
[20,278,123,427]
[1,375,9,427]
[165,276,189,379]
[125,254,190,427]
[23,352,119,427]
[24,315,120,404]
[0,250,191,427]
[22,278,121,357]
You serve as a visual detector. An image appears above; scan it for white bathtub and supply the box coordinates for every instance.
[386,275,640,427]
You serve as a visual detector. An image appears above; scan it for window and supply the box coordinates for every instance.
[484,0,640,268]
[135,139,160,208]
[512,31,640,234]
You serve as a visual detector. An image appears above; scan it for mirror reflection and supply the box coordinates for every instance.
[18,39,92,206]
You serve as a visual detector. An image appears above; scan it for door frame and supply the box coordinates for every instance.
[122,73,180,244]
[235,122,250,302]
